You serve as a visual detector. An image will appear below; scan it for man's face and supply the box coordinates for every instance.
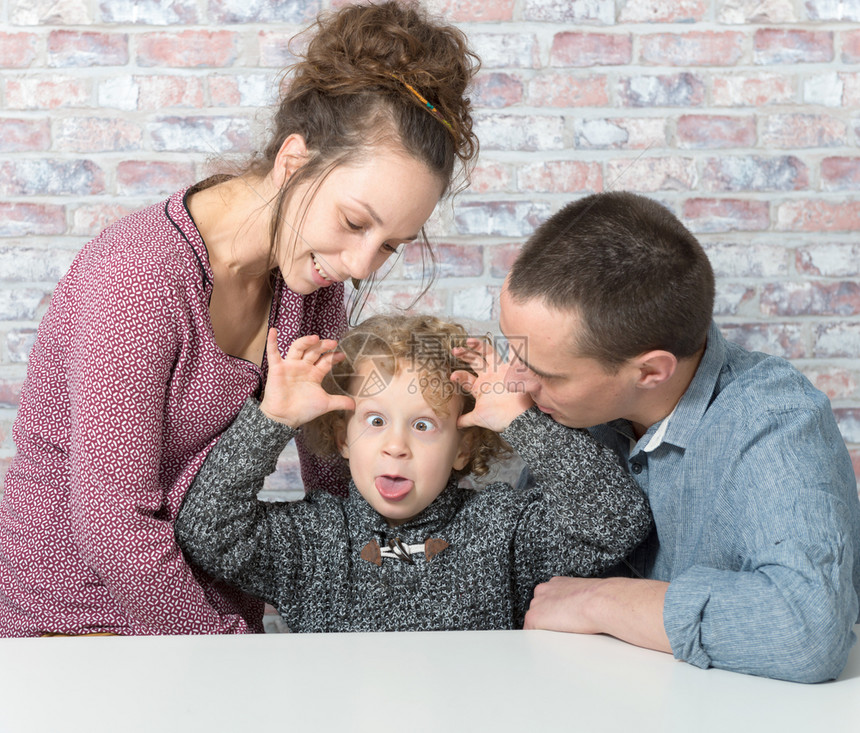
[499,286,640,429]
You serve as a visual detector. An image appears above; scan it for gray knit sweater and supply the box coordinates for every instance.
[175,399,651,632]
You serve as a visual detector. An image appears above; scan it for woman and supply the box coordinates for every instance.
[0,1,479,637]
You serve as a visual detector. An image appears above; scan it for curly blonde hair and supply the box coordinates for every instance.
[304,314,509,478]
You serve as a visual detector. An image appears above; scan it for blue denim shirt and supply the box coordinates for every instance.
[591,322,860,683]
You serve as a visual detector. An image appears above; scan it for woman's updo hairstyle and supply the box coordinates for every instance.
[245,2,480,314]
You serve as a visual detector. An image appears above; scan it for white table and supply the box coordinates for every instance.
[1,628,859,732]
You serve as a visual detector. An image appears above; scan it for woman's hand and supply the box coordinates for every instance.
[260,329,354,428]
[451,337,533,433]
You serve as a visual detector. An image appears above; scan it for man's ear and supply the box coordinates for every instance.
[634,350,677,389]
[272,133,309,188]
[452,429,476,472]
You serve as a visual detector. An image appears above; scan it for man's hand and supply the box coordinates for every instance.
[524,576,673,654]
[451,337,533,433]
[260,329,354,428]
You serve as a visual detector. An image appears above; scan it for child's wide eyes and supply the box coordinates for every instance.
[412,419,435,432]
[365,414,385,428]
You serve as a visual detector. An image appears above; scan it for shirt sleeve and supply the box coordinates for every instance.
[175,398,320,610]
[66,253,251,634]
[663,406,860,683]
[502,408,653,607]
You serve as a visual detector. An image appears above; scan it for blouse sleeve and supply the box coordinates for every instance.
[66,251,251,634]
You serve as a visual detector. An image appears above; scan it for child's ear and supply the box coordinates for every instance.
[452,429,475,472]
[336,420,349,460]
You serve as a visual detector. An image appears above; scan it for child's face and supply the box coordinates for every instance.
[338,361,470,526]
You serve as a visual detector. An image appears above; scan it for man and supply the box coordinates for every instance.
[461,191,860,682]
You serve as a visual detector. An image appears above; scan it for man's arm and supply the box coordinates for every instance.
[524,576,671,653]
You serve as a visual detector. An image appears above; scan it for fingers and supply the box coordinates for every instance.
[284,335,339,366]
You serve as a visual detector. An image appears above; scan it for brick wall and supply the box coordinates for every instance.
[1,0,859,497]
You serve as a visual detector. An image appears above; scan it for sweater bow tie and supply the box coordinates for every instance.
[360,537,449,566]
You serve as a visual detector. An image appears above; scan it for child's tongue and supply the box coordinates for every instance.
[375,475,414,501]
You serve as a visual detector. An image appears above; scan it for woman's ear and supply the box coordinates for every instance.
[272,133,309,188]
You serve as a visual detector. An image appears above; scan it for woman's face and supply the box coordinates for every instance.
[276,148,444,295]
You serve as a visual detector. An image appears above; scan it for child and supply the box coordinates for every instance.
[175,315,651,631]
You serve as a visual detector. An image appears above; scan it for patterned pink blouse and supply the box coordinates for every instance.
[0,188,347,636]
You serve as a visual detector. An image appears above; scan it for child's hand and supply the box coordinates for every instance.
[451,338,533,433]
[260,329,355,428]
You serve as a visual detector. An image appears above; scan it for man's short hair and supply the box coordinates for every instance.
[507,191,715,369]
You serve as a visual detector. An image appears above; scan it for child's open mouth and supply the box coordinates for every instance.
[375,475,414,501]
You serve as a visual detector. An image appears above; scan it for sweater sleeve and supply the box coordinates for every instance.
[66,253,251,634]
[175,399,320,607]
[502,408,652,600]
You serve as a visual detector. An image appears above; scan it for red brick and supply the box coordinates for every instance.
[471,33,540,69]
[550,33,632,67]
[802,366,858,401]
[640,32,744,66]
[209,0,316,23]
[844,30,860,62]
[518,161,602,194]
[430,0,514,21]
[574,117,666,149]
[488,243,521,279]
[797,243,860,277]
[761,281,860,317]
[0,381,24,408]
[117,161,195,196]
[807,0,860,21]
[257,31,299,68]
[683,198,770,233]
[607,157,695,192]
[55,117,141,153]
[137,75,205,109]
[714,283,755,316]
[814,322,860,359]
[0,118,51,152]
[702,156,808,192]
[762,114,847,148]
[620,0,707,22]
[0,160,105,196]
[0,33,38,68]
[717,0,797,23]
[754,29,833,64]
[403,244,483,279]
[362,287,446,317]
[618,73,705,107]
[468,162,513,194]
[720,322,806,359]
[677,114,756,148]
[776,200,860,232]
[208,74,271,107]
[703,242,789,278]
[528,73,608,107]
[148,116,252,153]
[71,204,136,236]
[843,72,860,107]
[474,113,564,152]
[137,31,238,68]
[821,157,860,191]
[100,0,199,24]
[454,200,552,237]
[47,30,128,67]
[5,76,90,110]
[0,204,66,237]
[711,73,794,107]
[472,72,524,108]
[833,409,860,445]
[524,0,614,23]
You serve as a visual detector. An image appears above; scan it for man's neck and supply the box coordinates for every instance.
[629,349,704,440]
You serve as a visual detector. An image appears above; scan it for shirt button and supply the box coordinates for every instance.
[630,462,643,475]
